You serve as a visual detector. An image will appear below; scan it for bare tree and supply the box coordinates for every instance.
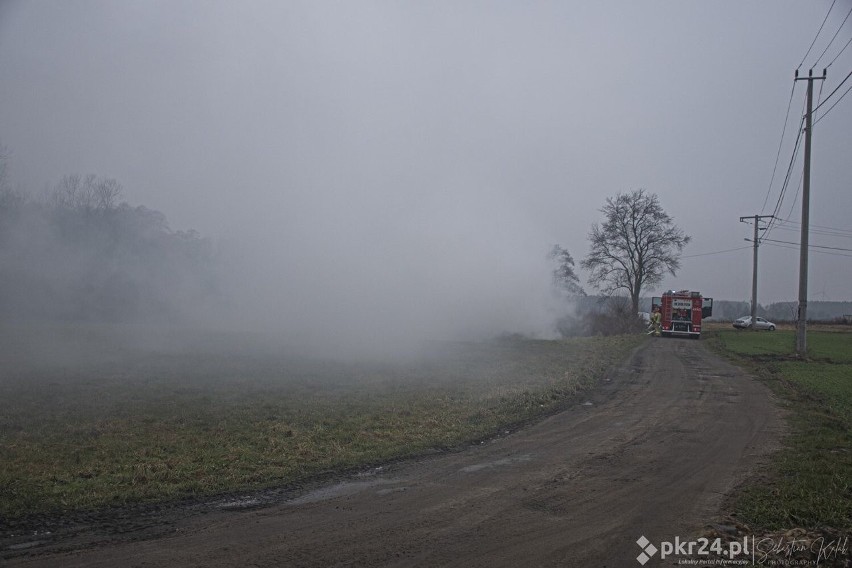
[92,177,122,211]
[46,174,84,209]
[47,174,122,213]
[0,144,25,212]
[581,189,690,314]
[548,244,585,297]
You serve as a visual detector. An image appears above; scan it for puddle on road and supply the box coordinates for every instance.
[217,497,262,509]
[5,540,49,551]
[461,454,532,473]
[286,479,396,505]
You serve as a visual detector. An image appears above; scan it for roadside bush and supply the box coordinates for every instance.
[556,296,645,337]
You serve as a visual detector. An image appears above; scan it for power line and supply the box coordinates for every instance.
[764,66,835,237]
[762,240,852,259]
[827,34,852,68]
[681,246,752,259]
[771,115,804,222]
[769,223,852,239]
[782,79,827,222]
[761,81,799,213]
[762,237,852,253]
[800,0,837,70]
[772,218,852,237]
[813,4,852,68]
[784,166,806,222]
[771,0,841,221]
[773,217,852,233]
[813,78,852,125]
[812,68,852,114]
[765,112,805,236]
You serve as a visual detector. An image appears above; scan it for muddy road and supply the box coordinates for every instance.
[4,338,782,567]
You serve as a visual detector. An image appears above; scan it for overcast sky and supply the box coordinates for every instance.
[1,1,851,341]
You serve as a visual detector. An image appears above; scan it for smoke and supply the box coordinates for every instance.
[210,187,575,358]
[0,160,577,361]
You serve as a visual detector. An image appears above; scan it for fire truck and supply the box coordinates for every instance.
[650,290,713,339]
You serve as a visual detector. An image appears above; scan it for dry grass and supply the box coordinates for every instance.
[0,324,643,518]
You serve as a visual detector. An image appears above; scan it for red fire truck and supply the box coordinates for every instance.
[650,290,713,339]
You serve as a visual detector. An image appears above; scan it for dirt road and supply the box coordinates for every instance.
[4,338,782,567]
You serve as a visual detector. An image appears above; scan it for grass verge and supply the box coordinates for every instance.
[706,328,852,530]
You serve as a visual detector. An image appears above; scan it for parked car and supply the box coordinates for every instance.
[733,316,776,331]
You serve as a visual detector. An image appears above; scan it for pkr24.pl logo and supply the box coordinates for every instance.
[636,535,752,564]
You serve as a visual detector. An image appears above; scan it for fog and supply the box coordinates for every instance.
[1,1,851,356]
[216,212,567,355]
[0,169,569,358]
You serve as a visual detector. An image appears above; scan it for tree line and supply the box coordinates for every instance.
[0,142,698,333]
[0,169,218,324]
[709,300,852,323]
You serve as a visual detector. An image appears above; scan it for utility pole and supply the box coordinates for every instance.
[794,68,826,355]
[740,214,773,329]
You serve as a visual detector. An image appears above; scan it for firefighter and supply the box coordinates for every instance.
[648,306,662,336]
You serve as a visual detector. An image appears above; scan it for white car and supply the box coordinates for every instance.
[733,316,776,331]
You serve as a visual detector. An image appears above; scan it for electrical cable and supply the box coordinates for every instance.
[764,3,848,243]
[770,223,852,240]
[761,81,798,213]
[761,9,843,224]
[784,168,806,224]
[780,80,827,224]
[799,0,836,70]
[771,218,852,237]
[762,237,852,253]
[764,113,805,237]
[681,246,752,259]
[812,68,852,114]
[827,34,852,68]
[761,241,852,258]
[813,79,852,125]
[765,0,838,220]
[813,4,852,68]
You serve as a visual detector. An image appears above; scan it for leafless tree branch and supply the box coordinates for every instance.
[581,189,690,313]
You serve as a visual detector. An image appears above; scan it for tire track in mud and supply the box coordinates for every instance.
[3,338,783,567]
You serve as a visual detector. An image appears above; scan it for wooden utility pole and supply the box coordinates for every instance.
[794,68,826,355]
[740,214,773,329]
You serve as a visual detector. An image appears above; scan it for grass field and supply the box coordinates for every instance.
[7,322,848,534]
[708,328,852,530]
[0,324,643,519]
